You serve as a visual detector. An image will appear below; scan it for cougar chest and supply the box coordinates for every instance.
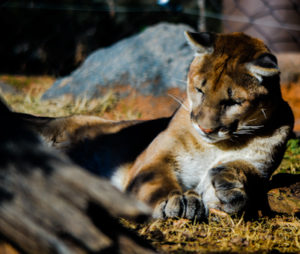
[174,134,277,191]
[175,141,218,190]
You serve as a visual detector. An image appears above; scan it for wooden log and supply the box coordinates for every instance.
[0,98,156,254]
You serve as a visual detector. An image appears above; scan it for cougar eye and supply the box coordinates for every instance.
[222,99,244,107]
[195,87,204,94]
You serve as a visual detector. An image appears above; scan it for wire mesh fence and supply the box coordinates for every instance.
[1,0,299,75]
[221,0,300,52]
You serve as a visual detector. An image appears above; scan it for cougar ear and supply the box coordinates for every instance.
[184,31,215,55]
[246,53,280,82]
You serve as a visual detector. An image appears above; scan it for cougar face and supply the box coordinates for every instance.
[185,32,280,143]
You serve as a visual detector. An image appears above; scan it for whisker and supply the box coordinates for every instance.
[233,132,254,136]
[240,125,264,130]
[230,134,239,140]
[167,93,189,111]
[247,118,257,123]
[234,126,261,135]
[261,108,267,119]
[234,130,253,135]
[242,131,254,134]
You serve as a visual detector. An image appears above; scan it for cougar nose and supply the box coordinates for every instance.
[198,125,214,134]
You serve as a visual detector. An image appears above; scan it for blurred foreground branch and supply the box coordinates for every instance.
[0,97,155,254]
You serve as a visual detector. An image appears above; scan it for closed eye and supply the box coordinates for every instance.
[221,99,244,107]
[195,87,204,94]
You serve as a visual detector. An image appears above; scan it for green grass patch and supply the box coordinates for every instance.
[276,139,300,175]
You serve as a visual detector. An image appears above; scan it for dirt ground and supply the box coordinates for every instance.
[281,83,300,132]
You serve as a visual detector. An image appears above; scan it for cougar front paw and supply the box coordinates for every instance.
[153,190,205,220]
[210,166,247,214]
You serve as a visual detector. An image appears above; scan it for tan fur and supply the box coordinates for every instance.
[22,114,142,150]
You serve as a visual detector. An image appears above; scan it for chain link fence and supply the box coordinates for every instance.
[221,0,300,52]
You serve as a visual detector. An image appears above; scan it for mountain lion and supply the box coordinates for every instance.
[17,32,294,219]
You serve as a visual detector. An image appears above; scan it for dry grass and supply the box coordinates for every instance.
[1,75,300,253]
[122,213,300,253]
[0,75,136,119]
[2,91,118,117]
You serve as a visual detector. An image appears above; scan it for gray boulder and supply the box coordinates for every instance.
[42,23,194,99]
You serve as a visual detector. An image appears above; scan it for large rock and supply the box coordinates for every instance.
[42,23,194,99]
